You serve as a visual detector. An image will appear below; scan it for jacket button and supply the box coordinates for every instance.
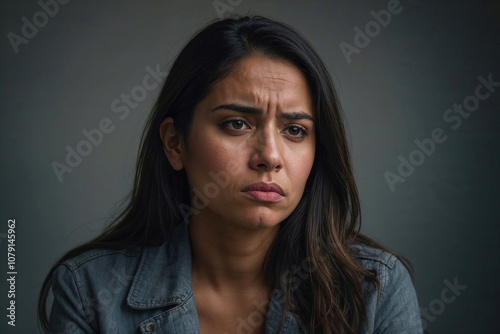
[144,321,158,332]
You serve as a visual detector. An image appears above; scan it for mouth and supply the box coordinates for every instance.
[241,182,284,203]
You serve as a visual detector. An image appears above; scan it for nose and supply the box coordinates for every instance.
[249,127,283,172]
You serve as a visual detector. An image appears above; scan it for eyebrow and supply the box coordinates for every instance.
[211,103,315,122]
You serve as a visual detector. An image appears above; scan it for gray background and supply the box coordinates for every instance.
[1,0,499,333]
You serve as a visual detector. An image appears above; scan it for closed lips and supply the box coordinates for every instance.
[241,183,284,195]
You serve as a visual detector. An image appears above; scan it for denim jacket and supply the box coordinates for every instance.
[48,222,423,333]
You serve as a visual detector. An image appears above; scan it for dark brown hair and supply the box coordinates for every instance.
[39,15,412,333]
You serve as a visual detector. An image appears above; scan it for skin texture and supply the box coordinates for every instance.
[160,54,315,333]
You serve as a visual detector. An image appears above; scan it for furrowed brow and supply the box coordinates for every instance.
[211,104,263,115]
[211,103,314,122]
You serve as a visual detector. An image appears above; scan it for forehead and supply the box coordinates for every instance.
[206,55,313,112]
[230,55,304,85]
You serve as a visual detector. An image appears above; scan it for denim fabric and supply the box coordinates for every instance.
[48,222,423,333]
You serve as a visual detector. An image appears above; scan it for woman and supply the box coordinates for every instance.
[39,15,423,333]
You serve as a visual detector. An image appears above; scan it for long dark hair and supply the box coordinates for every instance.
[39,15,412,333]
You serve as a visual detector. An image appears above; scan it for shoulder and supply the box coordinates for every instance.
[351,243,398,269]
[351,244,404,287]
[350,243,412,302]
[350,244,423,333]
[53,247,144,289]
[50,244,159,305]
[51,247,145,308]
[48,240,190,332]
[58,247,143,272]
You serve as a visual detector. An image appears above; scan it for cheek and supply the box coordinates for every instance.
[286,146,315,184]
[183,128,240,186]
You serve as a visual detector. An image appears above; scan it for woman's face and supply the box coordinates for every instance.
[177,54,315,230]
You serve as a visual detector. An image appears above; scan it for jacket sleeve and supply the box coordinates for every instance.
[48,264,97,334]
[374,258,423,334]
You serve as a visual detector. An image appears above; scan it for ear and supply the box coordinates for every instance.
[159,117,185,171]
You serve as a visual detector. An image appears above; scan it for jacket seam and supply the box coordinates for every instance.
[353,253,397,270]
[60,263,99,332]
[64,249,141,271]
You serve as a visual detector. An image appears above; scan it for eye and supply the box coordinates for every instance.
[283,125,308,139]
[223,119,249,131]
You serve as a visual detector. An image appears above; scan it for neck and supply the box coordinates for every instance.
[189,215,279,293]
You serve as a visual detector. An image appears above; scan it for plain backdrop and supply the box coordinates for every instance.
[1,0,499,333]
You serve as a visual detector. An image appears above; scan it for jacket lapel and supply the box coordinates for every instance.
[127,222,200,332]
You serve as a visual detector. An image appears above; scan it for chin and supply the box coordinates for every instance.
[234,211,286,230]
[244,220,281,230]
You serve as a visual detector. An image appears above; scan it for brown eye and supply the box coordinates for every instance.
[232,120,245,129]
[223,119,249,131]
[285,125,306,138]
[288,126,301,136]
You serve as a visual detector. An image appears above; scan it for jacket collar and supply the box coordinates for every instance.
[125,221,302,332]
[126,221,193,309]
